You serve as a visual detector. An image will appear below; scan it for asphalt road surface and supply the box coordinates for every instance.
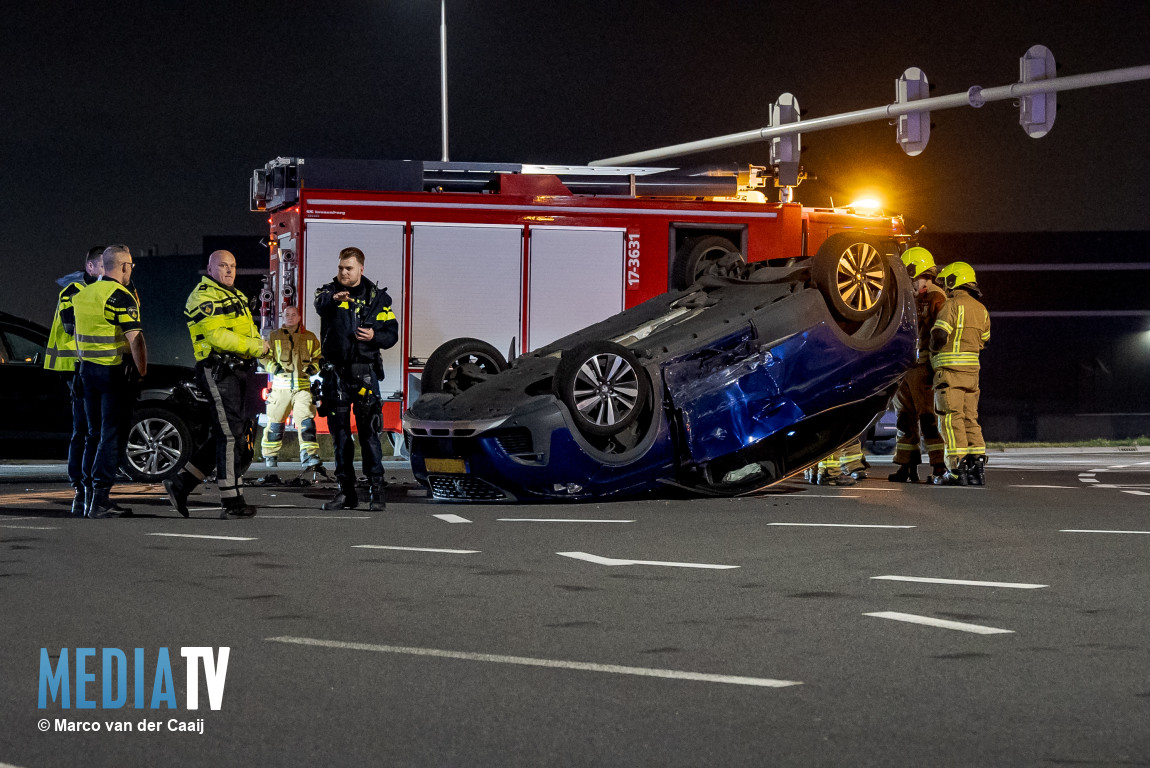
[2,452,1148,767]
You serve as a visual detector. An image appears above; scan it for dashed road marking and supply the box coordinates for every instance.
[433,513,472,524]
[266,636,801,688]
[557,551,739,569]
[1121,490,1150,496]
[146,533,257,541]
[1061,529,1150,535]
[498,518,635,523]
[0,525,59,530]
[353,545,480,554]
[768,523,915,529]
[871,575,1047,589]
[1010,485,1077,489]
[864,612,1014,635]
[258,515,371,519]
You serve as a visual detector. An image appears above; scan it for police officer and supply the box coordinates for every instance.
[261,305,323,469]
[164,250,268,518]
[930,262,991,486]
[70,245,147,518]
[889,247,948,483]
[314,247,398,511]
[46,247,104,516]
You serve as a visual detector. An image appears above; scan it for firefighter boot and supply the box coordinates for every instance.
[933,466,969,486]
[323,486,359,511]
[70,487,86,517]
[368,480,387,512]
[86,489,116,519]
[968,455,987,486]
[931,463,948,482]
[223,500,257,519]
[888,463,920,483]
[164,476,191,518]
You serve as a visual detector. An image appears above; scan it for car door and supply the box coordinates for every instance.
[0,322,72,442]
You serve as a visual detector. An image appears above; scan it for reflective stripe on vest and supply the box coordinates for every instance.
[72,281,133,366]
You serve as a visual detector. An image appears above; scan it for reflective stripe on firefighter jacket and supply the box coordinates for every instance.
[916,283,948,365]
[930,290,990,371]
[183,277,262,362]
[44,279,86,371]
[72,279,138,366]
[263,326,322,390]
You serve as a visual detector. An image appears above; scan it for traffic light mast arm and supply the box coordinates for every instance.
[590,64,1150,167]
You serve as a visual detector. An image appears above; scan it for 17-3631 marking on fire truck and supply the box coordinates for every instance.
[626,233,640,288]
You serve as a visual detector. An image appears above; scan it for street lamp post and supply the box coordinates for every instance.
[440,0,449,162]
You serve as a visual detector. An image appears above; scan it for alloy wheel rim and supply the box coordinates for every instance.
[571,353,640,427]
[125,418,183,476]
[835,243,886,312]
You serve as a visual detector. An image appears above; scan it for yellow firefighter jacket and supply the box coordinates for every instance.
[931,289,990,371]
[263,326,322,390]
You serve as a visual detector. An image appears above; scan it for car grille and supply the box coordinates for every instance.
[494,428,534,456]
[428,475,509,501]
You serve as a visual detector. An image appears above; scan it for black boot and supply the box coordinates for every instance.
[323,487,359,510]
[368,480,387,511]
[931,463,948,482]
[164,475,192,518]
[110,500,133,517]
[70,487,86,517]
[888,464,920,483]
[968,455,987,486]
[86,489,116,518]
[222,500,257,518]
[933,466,968,486]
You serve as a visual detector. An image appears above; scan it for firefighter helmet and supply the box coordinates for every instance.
[900,246,936,279]
[937,261,980,294]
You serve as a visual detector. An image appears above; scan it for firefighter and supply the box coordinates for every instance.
[930,261,990,486]
[69,245,147,518]
[260,305,323,469]
[809,438,866,486]
[164,250,269,518]
[314,246,398,511]
[46,247,104,516]
[889,246,948,483]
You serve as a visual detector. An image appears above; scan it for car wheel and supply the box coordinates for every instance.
[671,236,744,289]
[812,233,895,322]
[557,341,649,437]
[422,337,508,396]
[122,406,192,483]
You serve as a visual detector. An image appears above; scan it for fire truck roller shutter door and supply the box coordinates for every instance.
[528,227,626,351]
[302,221,405,393]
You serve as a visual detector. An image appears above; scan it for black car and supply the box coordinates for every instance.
[0,311,211,482]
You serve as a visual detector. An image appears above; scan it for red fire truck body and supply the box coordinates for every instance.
[251,158,908,434]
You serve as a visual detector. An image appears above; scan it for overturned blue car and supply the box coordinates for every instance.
[405,234,916,501]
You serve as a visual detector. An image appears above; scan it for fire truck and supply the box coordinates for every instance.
[249,157,910,438]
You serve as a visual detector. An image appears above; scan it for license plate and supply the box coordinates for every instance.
[425,458,467,474]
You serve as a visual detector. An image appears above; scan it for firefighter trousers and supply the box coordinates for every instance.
[261,388,319,461]
[934,368,985,470]
[182,361,254,505]
[818,439,865,474]
[891,363,945,466]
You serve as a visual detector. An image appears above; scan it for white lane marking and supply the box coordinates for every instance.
[785,495,861,499]
[1121,490,1150,496]
[498,518,635,523]
[1078,478,1100,483]
[1010,484,1077,489]
[0,516,36,521]
[353,545,480,554]
[0,761,33,768]
[146,533,257,541]
[258,515,371,519]
[433,513,472,524]
[266,636,801,688]
[1061,529,1150,535]
[864,612,1014,635]
[839,487,902,492]
[768,523,915,529]
[871,575,1047,589]
[1089,468,1108,473]
[557,551,739,569]
[0,525,59,530]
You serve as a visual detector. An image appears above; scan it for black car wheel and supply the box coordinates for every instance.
[122,406,192,482]
[812,233,894,323]
[422,337,508,396]
[557,341,649,437]
[671,236,745,289]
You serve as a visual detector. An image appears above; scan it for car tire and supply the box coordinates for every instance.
[422,337,508,396]
[671,236,744,290]
[556,340,649,438]
[122,406,193,483]
[812,233,896,323]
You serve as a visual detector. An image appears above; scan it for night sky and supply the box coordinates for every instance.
[5,0,1149,325]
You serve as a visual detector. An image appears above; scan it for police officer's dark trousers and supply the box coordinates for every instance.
[68,373,94,491]
[183,360,253,507]
[329,364,384,491]
[79,362,128,493]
